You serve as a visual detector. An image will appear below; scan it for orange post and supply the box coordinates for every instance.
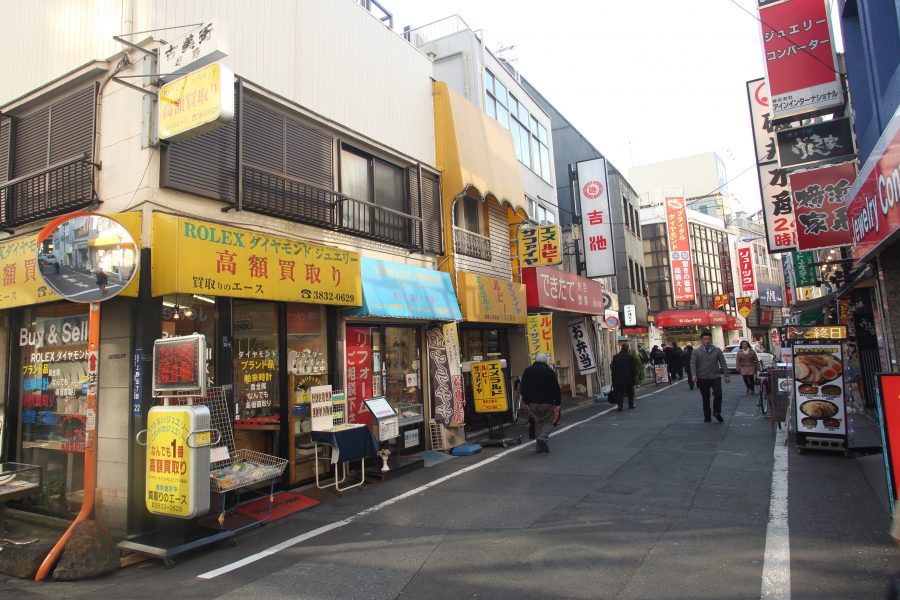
[35,301,101,581]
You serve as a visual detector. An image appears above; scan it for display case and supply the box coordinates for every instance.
[393,402,424,427]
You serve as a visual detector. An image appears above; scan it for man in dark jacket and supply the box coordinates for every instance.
[610,343,636,411]
[520,353,561,453]
[681,344,695,390]
[665,341,683,380]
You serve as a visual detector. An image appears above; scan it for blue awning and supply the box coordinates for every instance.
[344,258,462,321]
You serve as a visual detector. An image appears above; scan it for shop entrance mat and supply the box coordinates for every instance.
[233,492,320,523]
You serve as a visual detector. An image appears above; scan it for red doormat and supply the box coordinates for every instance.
[234,492,320,523]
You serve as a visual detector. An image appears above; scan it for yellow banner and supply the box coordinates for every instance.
[145,408,194,517]
[518,224,561,267]
[526,313,554,363]
[737,296,753,319]
[457,272,526,325]
[152,214,362,305]
[471,360,508,413]
[0,212,141,310]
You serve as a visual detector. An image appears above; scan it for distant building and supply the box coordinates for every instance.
[629,152,732,223]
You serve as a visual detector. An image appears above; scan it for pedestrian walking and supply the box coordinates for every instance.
[682,344,695,390]
[690,331,731,422]
[610,343,636,411]
[665,342,683,381]
[638,345,650,365]
[96,268,109,296]
[736,341,759,394]
[520,353,560,453]
[650,345,665,365]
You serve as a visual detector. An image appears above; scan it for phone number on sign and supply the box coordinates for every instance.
[310,291,356,303]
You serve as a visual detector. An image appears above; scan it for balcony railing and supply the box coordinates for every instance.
[241,164,422,250]
[454,226,492,261]
[0,154,95,229]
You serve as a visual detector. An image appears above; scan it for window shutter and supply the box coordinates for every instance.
[48,85,95,164]
[285,118,333,188]
[12,107,49,178]
[405,166,421,249]
[0,118,10,183]
[160,117,237,202]
[242,98,284,172]
[420,172,442,254]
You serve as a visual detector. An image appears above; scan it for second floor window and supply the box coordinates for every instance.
[339,146,407,242]
[455,195,482,234]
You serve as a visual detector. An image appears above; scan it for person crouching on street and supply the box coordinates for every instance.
[520,352,561,453]
[690,331,731,422]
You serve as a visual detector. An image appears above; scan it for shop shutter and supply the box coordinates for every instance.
[11,107,49,178]
[420,171,442,254]
[159,116,237,202]
[48,85,95,164]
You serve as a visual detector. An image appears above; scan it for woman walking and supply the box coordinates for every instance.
[736,341,759,394]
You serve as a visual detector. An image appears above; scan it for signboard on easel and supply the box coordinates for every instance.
[364,396,399,441]
[472,361,508,413]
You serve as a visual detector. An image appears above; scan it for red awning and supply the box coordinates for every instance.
[724,315,743,331]
[654,309,732,329]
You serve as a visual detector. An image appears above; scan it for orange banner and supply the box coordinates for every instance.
[664,194,695,302]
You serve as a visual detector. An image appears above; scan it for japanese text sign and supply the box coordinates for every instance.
[471,360,507,413]
[789,161,857,251]
[776,117,855,169]
[623,304,636,327]
[517,225,561,267]
[758,283,785,307]
[345,326,372,426]
[457,272,527,324]
[792,250,818,287]
[310,385,334,432]
[426,326,456,426]
[737,296,753,319]
[145,406,209,519]
[793,343,845,436]
[576,158,616,277]
[747,78,780,164]
[346,257,461,320]
[159,62,234,142]
[713,293,730,310]
[759,0,843,120]
[522,266,605,315]
[568,318,598,375]
[847,106,900,261]
[738,245,756,297]
[152,213,362,306]
[442,323,466,427]
[785,325,847,340]
[758,162,798,252]
[663,194,695,302]
[526,314,554,364]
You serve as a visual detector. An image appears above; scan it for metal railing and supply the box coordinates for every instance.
[0,154,95,228]
[403,15,476,46]
[454,226,492,261]
[241,164,422,250]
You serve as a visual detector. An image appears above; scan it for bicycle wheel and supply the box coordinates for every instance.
[759,387,769,416]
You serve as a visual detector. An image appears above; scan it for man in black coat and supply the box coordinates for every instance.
[520,353,561,453]
[682,344,695,390]
[610,343,636,411]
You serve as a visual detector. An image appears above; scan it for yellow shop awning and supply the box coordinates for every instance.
[457,271,527,325]
[434,81,526,214]
[151,213,362,306]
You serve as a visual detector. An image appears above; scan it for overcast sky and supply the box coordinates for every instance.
[387,0,773,214]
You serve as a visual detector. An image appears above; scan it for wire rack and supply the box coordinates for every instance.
[200,387,287,494]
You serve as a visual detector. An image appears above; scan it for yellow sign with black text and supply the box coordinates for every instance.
[526,313,554,363]
[152,213,362,305]
[471,360,508,413]
[145,408,195,517]
[158,63,234,141]
[457,272,526,324]
[517,225,561,267]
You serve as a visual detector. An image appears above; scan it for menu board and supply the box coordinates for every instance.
[793,343,846,436]
[310,385,334,431]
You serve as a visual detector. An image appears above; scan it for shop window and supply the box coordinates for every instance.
[161,294,219,387]
[233,301,280,421]
[461,328,503,362]
[455,195,483,234]
[17,302,88,514]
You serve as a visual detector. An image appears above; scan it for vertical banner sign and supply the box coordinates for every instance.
[737,296,753,319]
[720,242,735,294]
[132,349,143,416]
[792,251,818,287]
[568,318,598,375]
[747,78,797,253]
[663,194,695,302]
[345,326,372,426]
[789,161,857,251]
[876,374,900,502]
[471,361,507,413]
[782,254,796,307]
[526,313,555,364]
[442,323,466,427]
[793,342,845,436]
[759,0,843,120]
[623,304,636,327]
[426,326,454,425]
[577,158,616,277]
[737,245,756,297]
[517,225,561,267]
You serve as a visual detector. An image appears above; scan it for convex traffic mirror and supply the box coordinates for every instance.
[36,213,138,303]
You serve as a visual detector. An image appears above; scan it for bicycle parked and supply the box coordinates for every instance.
[756,366,770,416]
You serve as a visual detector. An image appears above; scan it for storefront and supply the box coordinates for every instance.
[653,309,742,347]
[453,271,527,426]
[342,257,462,454]
[521,266,605,397]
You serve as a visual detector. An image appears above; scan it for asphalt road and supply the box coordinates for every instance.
[4,378,897,599]
[39,266,125,301]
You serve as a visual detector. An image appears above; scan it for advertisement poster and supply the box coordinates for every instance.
[776,118,855,169]
[737,296,753,320]
[442,323,466,427]
[426,326,455,425]
[526,313,554,364]
[713,293,730,310]
[793,343,845,436]
[568,318,598,375]
[789,161,857,251]
[757,162,797,252]
[576,158,616,277]
[663,193,696,302]
[345,326,372,426]
[655,365,670,385]
[471,360,507,413]
[758,283,785,307]
[145,407,205,518]
[517,225,561,267]
[738,245,756,297]
[759,0,843,120]
[309,385,334,432]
